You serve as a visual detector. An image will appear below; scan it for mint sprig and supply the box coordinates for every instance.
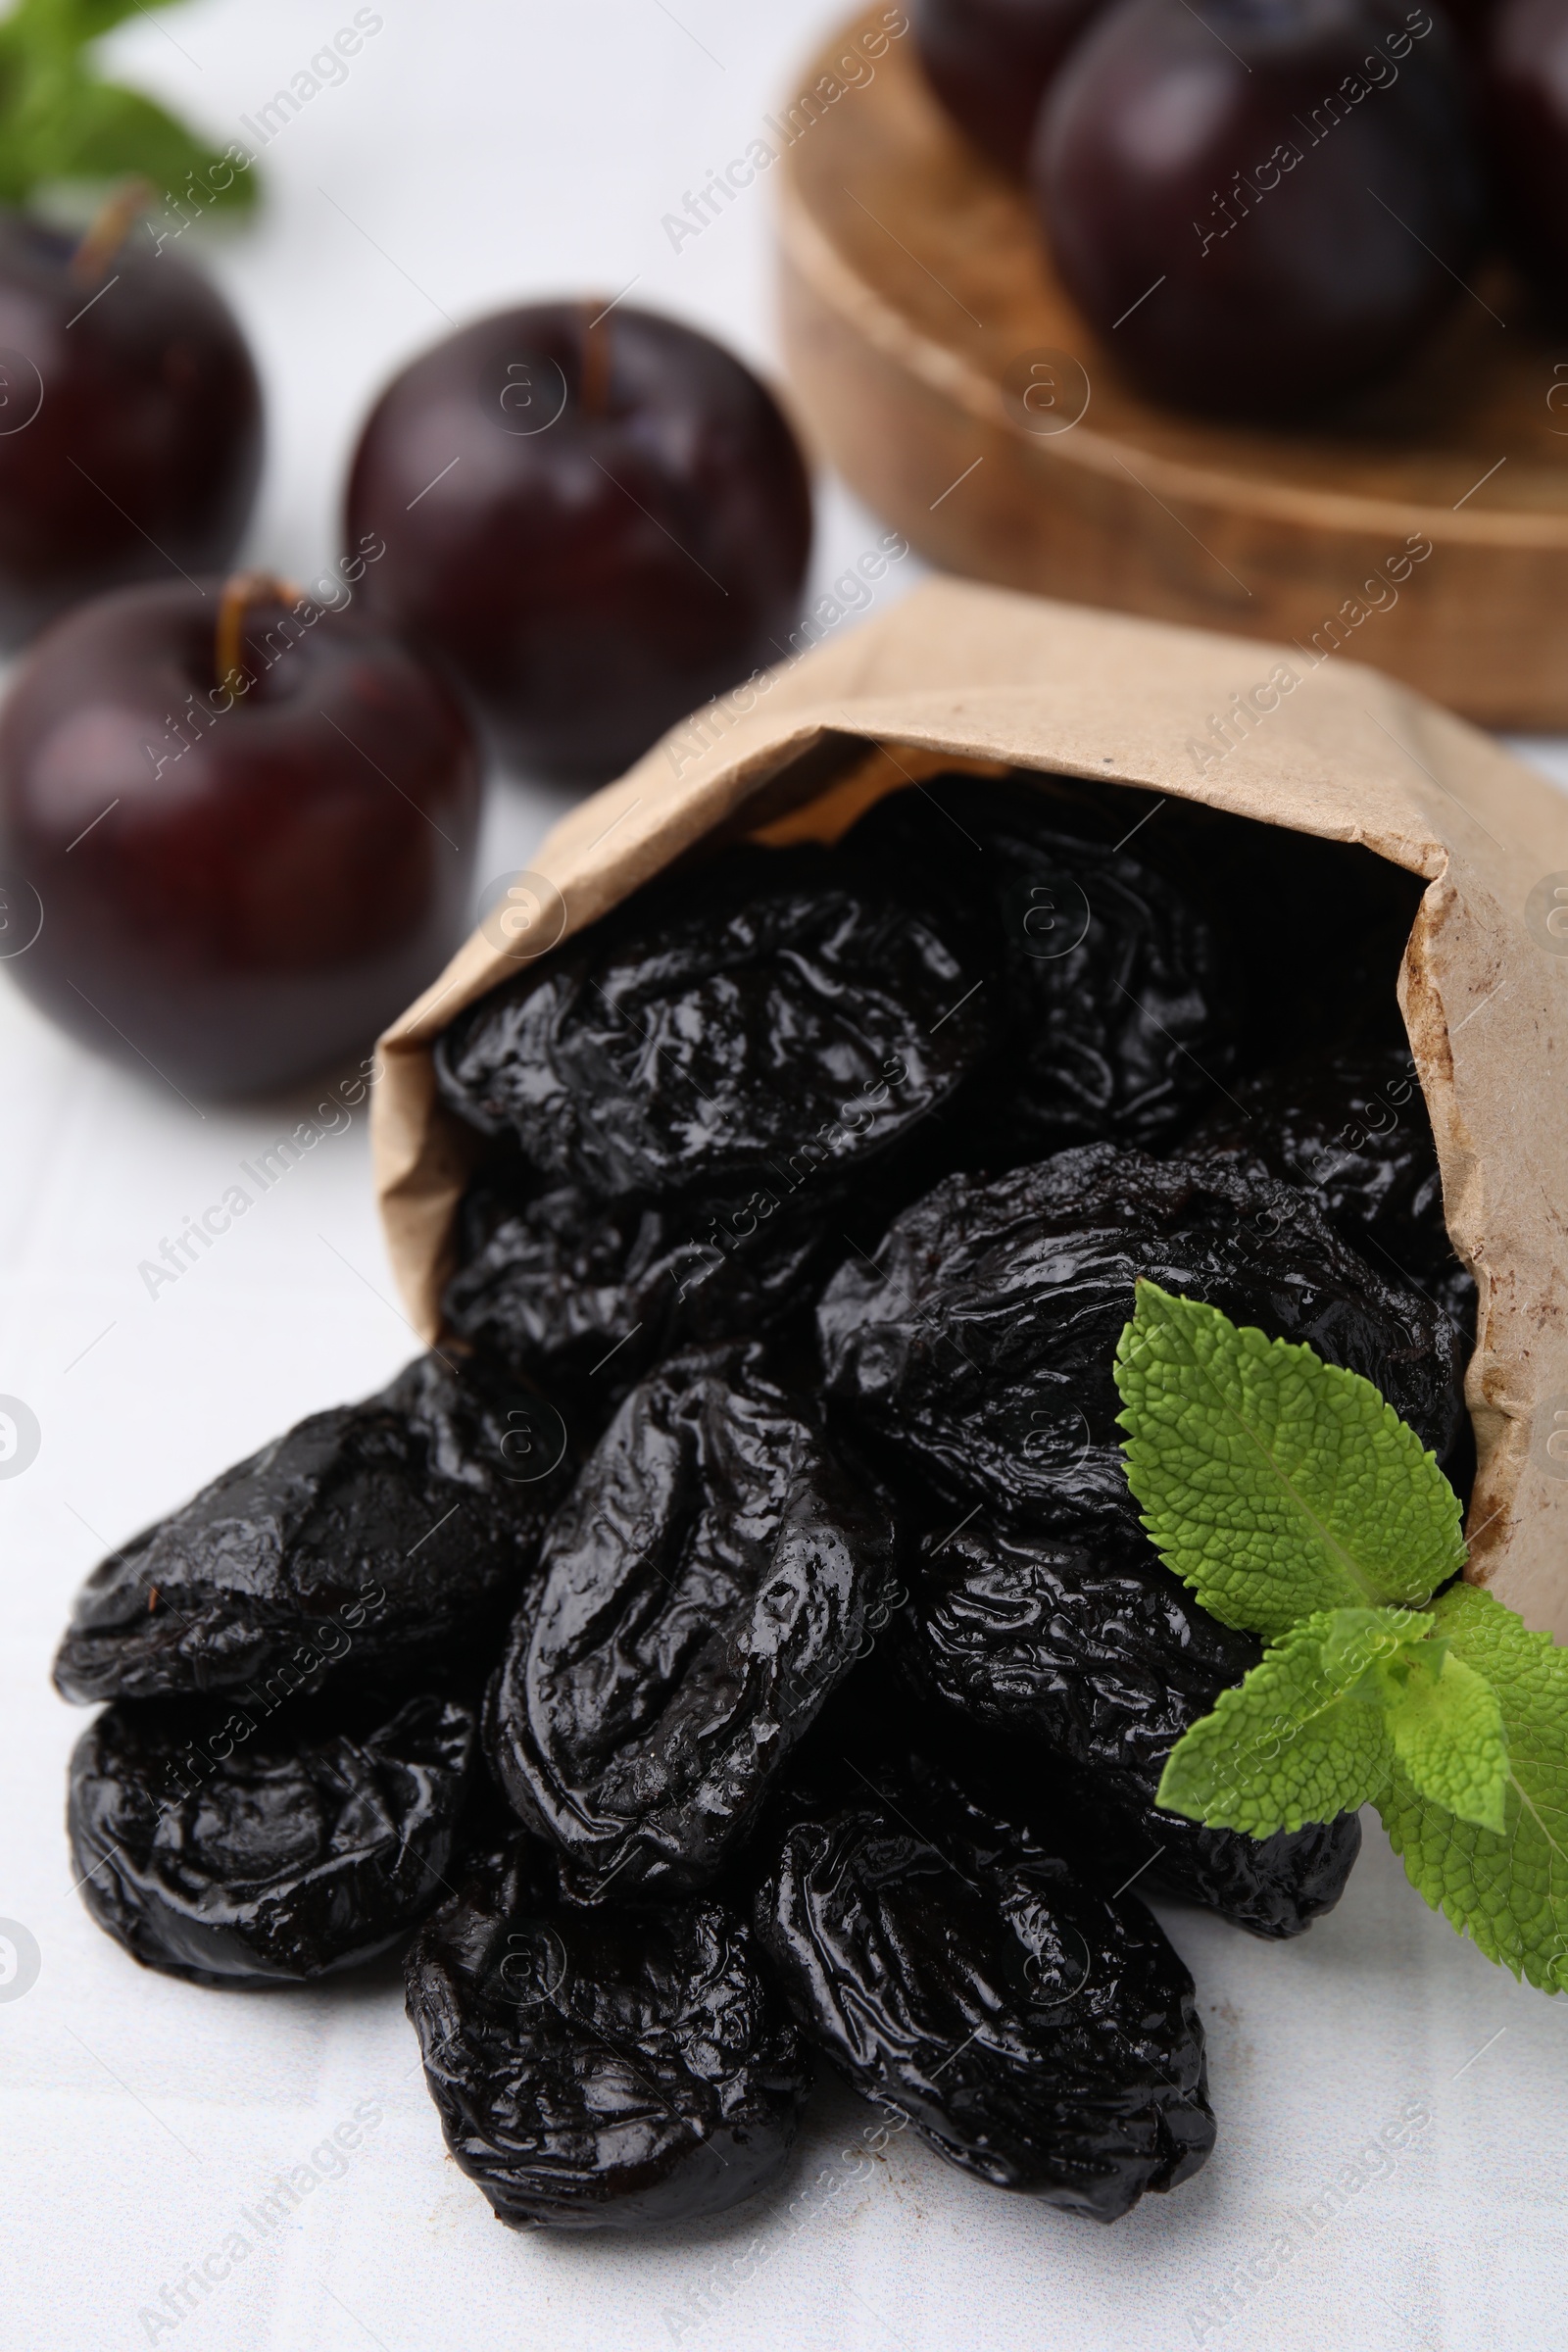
[1154,1605,1430,1836]
[0,1,257,213]
[1114,1282,1465,1635]
[1383,1584,1568,1992]
[1116,1281,1565,1991]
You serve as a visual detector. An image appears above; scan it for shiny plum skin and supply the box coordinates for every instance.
[344,303,812,785]
[0,579,479,1097]
[912,0,1110,172]
[1033,0,1486,418]
[0,213,262,646]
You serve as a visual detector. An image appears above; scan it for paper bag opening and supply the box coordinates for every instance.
[372,577,1568,1638]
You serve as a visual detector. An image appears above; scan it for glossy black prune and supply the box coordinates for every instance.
[1037,1741,1360,1936]
[843,775,1236,1159]
[405,1838,808,2230]
[817,1145,1468,1532]
[53,1352,569,1707]
[1187,1043,1476,1341]
[432,844,990,1200]
[901,1513,1361,1937]
[753,1744,1213,2220]
[69,1690,475,1985]
[486,1344,895,1902]
[914,1511,1258,1781]
[444,1168,846,1409]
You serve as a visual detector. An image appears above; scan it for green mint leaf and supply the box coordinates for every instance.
[36,78,256,210]
[0,0,256,212]
[1383,1642,1508,1833]
[1378,1585,1568,1990]
[1114,1282,1465,1639]
[1155,1605,1429,1835]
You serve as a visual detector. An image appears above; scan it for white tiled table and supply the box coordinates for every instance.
[3,6,1564,2347]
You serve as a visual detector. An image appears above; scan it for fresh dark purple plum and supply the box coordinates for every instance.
[1034,0,1486,418]
[343,302,813,786]
[0,573,479,1097]
[0,208,262,646]
[1484,0,1568,291]
[912,0,1110,173]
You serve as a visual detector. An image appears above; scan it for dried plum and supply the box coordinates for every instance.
[1030,1742,1359,1937]
[913,1511,1257,1784]
[405,1838,808,2230]
[444,1169,845,1408]
[843,774,1235,1158]
[486,1343,895,1902]
[53,1352,569,1707]
[752,1742,1213,2220]
[69,1689,476,1984]
[432,843,989,1199]
[1187,1043,1476,1343]
[49,764,1463,2238]
[900,1511,1361,1937]
[817,1144,1468,1531]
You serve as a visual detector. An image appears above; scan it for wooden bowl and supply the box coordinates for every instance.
[777,13,1568,730]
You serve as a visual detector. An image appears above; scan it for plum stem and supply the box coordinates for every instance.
[72,179,155,283]
[216,571,304,696]
[580,301,612,419]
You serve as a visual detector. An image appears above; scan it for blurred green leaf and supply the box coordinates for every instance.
[0,0,259,214]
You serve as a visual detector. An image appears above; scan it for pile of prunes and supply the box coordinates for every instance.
[54,774,1475,2234]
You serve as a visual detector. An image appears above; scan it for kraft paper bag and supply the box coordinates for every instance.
[371,575,1568,1638]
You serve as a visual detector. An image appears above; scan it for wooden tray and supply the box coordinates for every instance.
[777,14,1568,730]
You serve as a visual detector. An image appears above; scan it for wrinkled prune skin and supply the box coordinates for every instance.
[1033,1741,1360,1937]
[486,1344,895,1903]
[1187,1043,1477,1345]
[752,1743,1213,2220]
[432,844,990,1200]
[900,1514,1361,1937]
[69,1690,475,1984]
[405,1838,808,2230]
[914,1513,1259,1781]
[818,1145,1468,1530]
[843,775,1235,1158]
[444,1170,847,1410]
[53,1353,569,1707]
